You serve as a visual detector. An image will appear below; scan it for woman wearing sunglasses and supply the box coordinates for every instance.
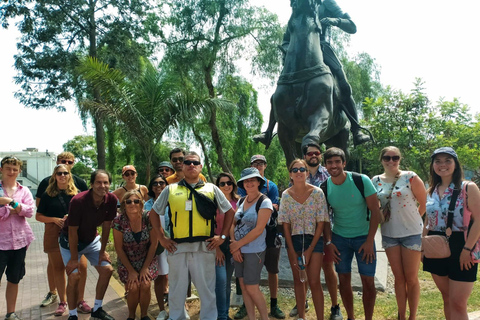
[145,175,170,320]
[371,146,426,320]
[278,159,329,320]
[214,172,240,320]
[113,190,158,320]
[113,165,149,202]
[36,164,83,316]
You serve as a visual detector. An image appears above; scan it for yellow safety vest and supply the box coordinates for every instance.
[168,182,216,243]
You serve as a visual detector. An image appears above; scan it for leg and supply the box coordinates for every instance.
[155,275,167,311]
[66,271,81,312]
[126,282,140,319]
[268,272,278,298]
[140,280,152,317]
[47,258,57,293]
[431,275,450,320]
[49,251,67,303]
[360,275,376,320]
[306,252,324,320]
[244,283,269,320]
[5,281,18,314]
[385,246,407,319]
[288,254,307,319]
[167,253,190,320]
[215,263,228,320]
[338,273,354,320]
[322,260,338,306]
[77,255,88,303]
[188,251,217,320]
[265,247,284,319]
[253,98,277,149]
[400,247,421,320]
[448,279,474,320]
[94,265,114,300]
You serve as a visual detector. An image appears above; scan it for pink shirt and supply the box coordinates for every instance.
[215,199,237,235]
[0,182,35,250]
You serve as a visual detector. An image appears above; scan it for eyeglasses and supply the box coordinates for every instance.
[60,159,75,165]
[158,168,171,173]
[56,171,70,176]
[171,157,184,163]
[251,162,266,167]
[306,151,321,157]
[290,167,307,173]
[125,199,141,205]
[152,181,166,187]
[382,155,400,162]
[123,171,136,177]
[184,160,201,166]
[219,181,234,187]
[1,156,20,165]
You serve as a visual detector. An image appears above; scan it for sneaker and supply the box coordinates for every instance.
[289,301,309,317]
[67,316,78,320]
[140,317,151,320]
[156,310,168,320]
[41,292,58,307]
[54,302,67,316]
[269,306,286,319]
[4,313,22,320]
[234,305,247,319]
[90,307,114,320]
[330,304,343,320]
[77,300,92,314]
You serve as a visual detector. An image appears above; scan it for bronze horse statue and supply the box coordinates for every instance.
[268,0,350,165]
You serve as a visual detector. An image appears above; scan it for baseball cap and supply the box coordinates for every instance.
[250,155,267,164]
[122,165,137,175]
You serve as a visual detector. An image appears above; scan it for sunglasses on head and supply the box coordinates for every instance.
[60,159,75,165]
[382,155,400,162]
[152,181,166,187]
[125,199,141,205]
[290,167,307,173]
[306,151,321,157]
[171,157,184,163]
[158,168,171,173]
[184,160,201,166]
[56,171,70,176]
[219,181,233,187]
[123,171,136,177]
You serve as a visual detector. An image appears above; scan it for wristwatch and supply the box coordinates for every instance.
[220,235,227,240]
[325,240,332,246]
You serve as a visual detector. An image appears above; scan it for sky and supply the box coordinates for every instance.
[2,0,479,154]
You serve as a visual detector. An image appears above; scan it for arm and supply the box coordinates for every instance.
[113,228,139,289]
[410,174,427,216]
[140,185,149,201]
[460,183,480,270]
[13,188,35,218]
[149,210,177,253]
[140,224,158,282]
[359,193,382,263]
[36,212,65,228]
[267,181,280,211]
[282,222,299,270]
[230,208,272,252]
[66,226,80,275]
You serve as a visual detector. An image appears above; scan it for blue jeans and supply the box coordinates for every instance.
[332,233,376,277]
[216,244,234,320]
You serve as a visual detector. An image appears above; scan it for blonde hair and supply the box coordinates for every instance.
[46,164,78,197]
[120,190,144,215]
[57,152,75,161]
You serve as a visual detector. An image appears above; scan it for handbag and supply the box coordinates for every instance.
[422,188,460,259]
[462,182,480,263]
[382,172,400,223]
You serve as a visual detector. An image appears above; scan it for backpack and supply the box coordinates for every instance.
[238,194,278,247]
[320,172,371,221]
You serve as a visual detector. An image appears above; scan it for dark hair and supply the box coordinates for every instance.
[147,175,168,198]
[323,147,346,163]
[169,147,185,160]
[1,156,23,168]
[379,146,402,162]
[184,151,201,162]
[288,159,308,172]
[90,169,112,185]
[428,154,464,196]
[215,172,240,200]
[302,143,321,155]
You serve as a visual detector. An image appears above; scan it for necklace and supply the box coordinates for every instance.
[246,193,260,204]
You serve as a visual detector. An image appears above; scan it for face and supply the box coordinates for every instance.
[0,164,21,180]
[170,152,185,171]
[55,168,70,185]
[57,158,75,170]
[152,177,166,196]
[92,173,111,199]
[243,177,260,193]
[304,146,322,167]
[325,156,346,178]
[433,154,456,178]
[218,176,233,196]
[290,162,308,182]
[125,195,142,213]
[158,166,173,178]
[381,151,401,171]
[183,155,202,179]
[251,161,266,176]
[122,170,137,182]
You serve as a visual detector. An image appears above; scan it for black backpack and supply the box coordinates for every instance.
[238,194,278,247]
[320,172,371,221]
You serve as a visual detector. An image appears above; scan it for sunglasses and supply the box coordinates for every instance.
[251,162,266,167]
[56,171,70,176]
[171,157,184,163]
[184,160,201,166]
[152,181,166,187]
[158,168,171,173]
[60,159,75,165]
[306,151,321,157]
[290,167,307,173]
[123,171,136,177]
[125,199,141,205]
[219,181,234,187]
[382,155,400,162]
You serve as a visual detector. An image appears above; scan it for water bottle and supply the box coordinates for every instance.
[297,256,307,283]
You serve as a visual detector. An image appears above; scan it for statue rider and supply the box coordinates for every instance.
[254,0,371,148]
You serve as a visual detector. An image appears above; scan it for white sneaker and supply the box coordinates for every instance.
[156,310,168,320]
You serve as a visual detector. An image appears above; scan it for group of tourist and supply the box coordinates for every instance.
[0,143,479,320]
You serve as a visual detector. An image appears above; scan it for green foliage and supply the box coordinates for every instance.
[62,135,97,169]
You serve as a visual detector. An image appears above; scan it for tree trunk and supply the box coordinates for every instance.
[93,115,106,169]
[192,126,214,182]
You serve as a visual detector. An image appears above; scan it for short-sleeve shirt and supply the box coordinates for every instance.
[61,190,117,244]
[327,172,377,238]
[36,174,88,198]
[234,197,273,253]
[372,171,423,237]
[278,187,329,236]
[306,166,330,187]
[37,192,74,219]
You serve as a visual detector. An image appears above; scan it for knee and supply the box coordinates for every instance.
[129,282,139,294]
[140,281,151,293]
[405,275,419,288]
[68,271,81,283]
[243,284,259,296]
[450,297,467,313]
[98,265,113,278]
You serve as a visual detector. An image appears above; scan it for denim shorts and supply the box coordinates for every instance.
[332,233,376,277]
[286,234,324,254]
[382,234,422,251]
[59,235,111,273]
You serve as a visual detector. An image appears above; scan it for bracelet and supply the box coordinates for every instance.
[325,241,332,246]
[463,246,473,252]
[9,201,19,209]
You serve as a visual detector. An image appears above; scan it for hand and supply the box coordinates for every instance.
[126,270,140,290]
[139,267,151,284]
[0,197,13,206]
[53,217,65,228]
[159,237,177,253]
[303,249,313,266]
[206,235,224,250]
[98,251,111,265]
[65,259,79,276]
[359,240,375,264]
[460,249,474,271]
[320,17,340,26]
[230,240,241,253]
[326,242,341,264]
[216,248,225,266]
[272,203,279,211]
[232,250,243,263]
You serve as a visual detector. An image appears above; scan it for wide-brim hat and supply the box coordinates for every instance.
[431,147,458,160]
[157,161,174,171]
[237,167,265,189]
[122,165,137,175]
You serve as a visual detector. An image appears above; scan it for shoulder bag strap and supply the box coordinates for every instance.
[446,188,461,237]
[57,193,69,215]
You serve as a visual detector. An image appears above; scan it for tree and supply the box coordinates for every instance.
[1,0,161,168]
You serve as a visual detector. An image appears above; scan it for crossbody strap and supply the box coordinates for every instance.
[446,188,461,237]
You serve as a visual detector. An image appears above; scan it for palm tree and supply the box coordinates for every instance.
[77,57,235,182]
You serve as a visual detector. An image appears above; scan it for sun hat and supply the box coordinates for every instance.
[237,167,265,189]
[250,154,267,164]
[122,165,137,175]
[157,161,174,171]
[431,147,458,160]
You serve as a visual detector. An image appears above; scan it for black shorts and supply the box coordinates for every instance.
[286,234,324,254]
[423,231,478,282]
[0,246,27,284]
[264,247,280,274]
